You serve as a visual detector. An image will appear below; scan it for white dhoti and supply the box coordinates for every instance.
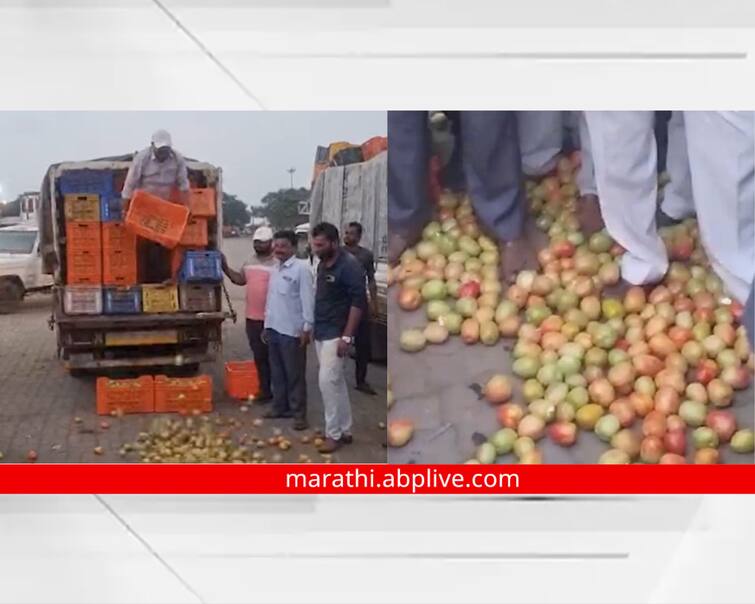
[584,111,669,284]
[683,111,755,303]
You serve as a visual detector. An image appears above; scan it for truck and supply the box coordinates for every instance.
[307,150,388,361]
[0,221,55,311]
[38,155,234,375]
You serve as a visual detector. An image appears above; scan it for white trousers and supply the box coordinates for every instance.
[517,111,563,177]
[661,111,695,220]
[684,111,755,303]
[315,338,353,440]
[576,111,598,196]
[586,111,755,301]
[584,111,669,284]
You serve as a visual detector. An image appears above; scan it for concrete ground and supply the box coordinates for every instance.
[0,236,387,463]
[387,229,755,465]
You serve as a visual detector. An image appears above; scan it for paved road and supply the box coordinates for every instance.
[0,236,386,463]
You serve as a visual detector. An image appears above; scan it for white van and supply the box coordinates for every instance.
[0,222,54,310]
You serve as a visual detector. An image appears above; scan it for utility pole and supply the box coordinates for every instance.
[286,167,296,189]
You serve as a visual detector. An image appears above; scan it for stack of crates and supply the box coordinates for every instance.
[176,188,221,313]
[102,216,140,314]
[62,172,110,315]
[60,168,220,317]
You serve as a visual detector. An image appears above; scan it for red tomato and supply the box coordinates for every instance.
[695,359,719,385]
[458,281,481,299]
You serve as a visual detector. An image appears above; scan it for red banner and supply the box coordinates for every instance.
[0,464,754,494]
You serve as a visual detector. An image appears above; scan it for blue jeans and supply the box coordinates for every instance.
[265,329,307,420]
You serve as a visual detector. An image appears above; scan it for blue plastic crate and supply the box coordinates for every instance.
[103,287,142,315]
[101,195,123,222]
[179,251,223,283]
[59,170,114,196]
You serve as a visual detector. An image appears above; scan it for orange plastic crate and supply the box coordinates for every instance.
[188,188,216,217]
[225,361,260,400]
[124,189,189,249]
[66,222,102,251]
[101,222,138,285]
[180,217,208,247]
[96,376,154,416]
[154,375,213,414]
[361,136,388,161]
[102,221,137,253]
[66,249,102,285]
[103,250,138,286]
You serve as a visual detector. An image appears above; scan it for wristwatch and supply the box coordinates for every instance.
[341,336,354,344]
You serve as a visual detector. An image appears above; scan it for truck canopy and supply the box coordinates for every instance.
[308,151,387,261]
[38,153,220,275]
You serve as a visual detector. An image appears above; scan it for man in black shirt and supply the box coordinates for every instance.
[311,222,367,453]
[343,221,378,395]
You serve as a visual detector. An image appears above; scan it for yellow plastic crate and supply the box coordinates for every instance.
[64,194,100,222]
[141,285,179,313]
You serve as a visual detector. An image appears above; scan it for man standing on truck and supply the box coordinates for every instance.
[311,222,366,453]
[263,230,315,430]
[221,226,277,403]
[343,221,378,396]
[121,129,191,282]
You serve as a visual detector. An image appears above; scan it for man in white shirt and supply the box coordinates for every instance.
[263,230,315,431]
[121,129,191,282]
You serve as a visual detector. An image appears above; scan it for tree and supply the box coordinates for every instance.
[254,188,310,230]
[222,193,251,228]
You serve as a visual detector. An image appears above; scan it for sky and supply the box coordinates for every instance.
[0,111,385,206]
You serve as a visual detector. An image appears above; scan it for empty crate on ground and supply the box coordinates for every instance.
[225,361,260,400]
[96,375,155,415]
[154,375,213,414]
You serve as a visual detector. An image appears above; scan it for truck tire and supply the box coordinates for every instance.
[0,278,24,314]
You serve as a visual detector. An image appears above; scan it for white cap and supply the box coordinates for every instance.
[253,226,274,242]
[151,129,173,149]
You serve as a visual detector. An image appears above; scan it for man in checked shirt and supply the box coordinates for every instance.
[121,129,191,283]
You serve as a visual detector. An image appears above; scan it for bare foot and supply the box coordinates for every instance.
[577,194,605,235]
[499,238,539,285]
[388,231,420,266]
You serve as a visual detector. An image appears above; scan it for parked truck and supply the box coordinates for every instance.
[38,155,233,374]
[308,150,388,361]
[0,220,54,311]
